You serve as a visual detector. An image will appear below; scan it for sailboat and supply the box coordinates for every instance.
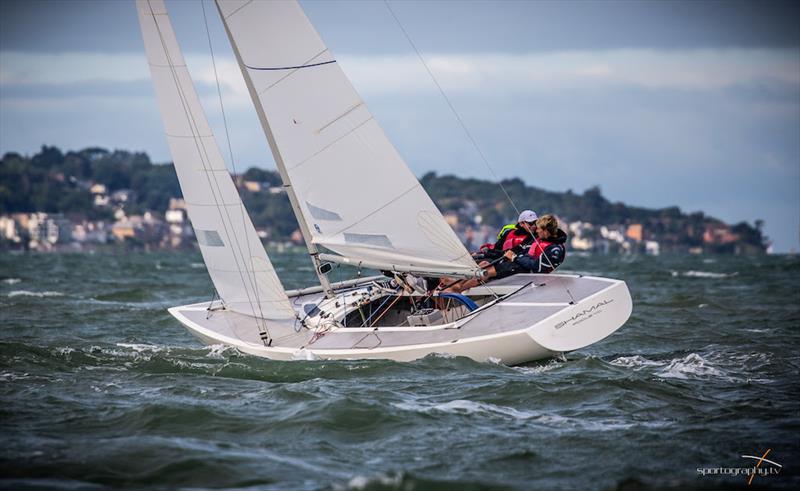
[136,0,632,364]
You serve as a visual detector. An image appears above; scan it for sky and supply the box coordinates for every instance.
[1,0,798,252]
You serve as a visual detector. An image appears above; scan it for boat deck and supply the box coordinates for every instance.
[176,274,615,351]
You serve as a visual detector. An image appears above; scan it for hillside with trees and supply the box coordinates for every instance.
[1,145,768,253]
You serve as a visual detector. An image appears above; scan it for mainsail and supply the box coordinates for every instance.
[136,0,295,319]
[216,0,480,276]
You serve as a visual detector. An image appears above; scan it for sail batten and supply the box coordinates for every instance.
[136,0,295,320]
[216,0,479,277]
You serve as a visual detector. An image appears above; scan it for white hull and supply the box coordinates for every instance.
[168,274,632,365]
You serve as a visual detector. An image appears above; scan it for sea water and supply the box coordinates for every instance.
[1,251,798,490]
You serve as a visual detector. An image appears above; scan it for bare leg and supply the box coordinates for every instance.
[445,266,497,294]
[438,260,489,291]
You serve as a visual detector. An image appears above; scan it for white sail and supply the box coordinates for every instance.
[136,0,295,319]
[216,0,479,276]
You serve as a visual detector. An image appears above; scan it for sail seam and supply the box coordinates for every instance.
[287,116,374,172]
[317,102,365,134]
[329,184,420,236]
[219,0,252,21]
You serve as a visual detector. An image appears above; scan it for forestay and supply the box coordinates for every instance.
[136,0,295,319]
[216,0,479,275]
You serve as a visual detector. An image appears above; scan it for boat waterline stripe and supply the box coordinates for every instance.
[245,60,336,71]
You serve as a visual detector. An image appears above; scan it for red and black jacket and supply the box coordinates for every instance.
[476,224,535,260]
[512,228,567,273]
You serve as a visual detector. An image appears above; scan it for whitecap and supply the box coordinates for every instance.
[292,348,318,361]
[115,342,164,353]
[393,399,538,420]
[7,290,64,298]
[428,351,457,359]
[533,413,667,431]
[340,473,402,491]
[682,270,737,279]
[2,278,21,285]
[610,355,664,369]
[1,371,31,382]
[512,359,561,374]
[656,353,724,379]
[207,343,238,359]
[392,398,670,431]
[190,262,205,269]
[53,347,75,357]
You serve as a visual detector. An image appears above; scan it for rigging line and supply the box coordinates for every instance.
[187,6,270,335]
[146,1,270,340]
[383,0,519,216]
[202,0,273,328]
[384,2,573,303]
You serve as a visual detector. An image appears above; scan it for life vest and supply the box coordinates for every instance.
[501,227,531,251]
[479,223,529,253]
[523,229,568,272]
[496,223,516,240]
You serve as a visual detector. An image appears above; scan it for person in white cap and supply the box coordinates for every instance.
[471,209,539,262]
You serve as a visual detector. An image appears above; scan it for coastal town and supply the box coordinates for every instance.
[0,176,769,255]
[1,146,771,255]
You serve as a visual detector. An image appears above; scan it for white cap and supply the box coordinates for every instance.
[518,210,538,223]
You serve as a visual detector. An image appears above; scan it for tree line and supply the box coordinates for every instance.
[0,145,766,250]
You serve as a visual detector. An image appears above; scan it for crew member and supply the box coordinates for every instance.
[472,209,538,261]
[445,214,567,293]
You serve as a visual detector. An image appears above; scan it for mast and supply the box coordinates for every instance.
[214,1,334,297]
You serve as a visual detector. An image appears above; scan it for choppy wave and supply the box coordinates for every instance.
[1,251,797,491]
[7,290,64,297]
[609,351,775,384]
[670,270,737,278]
[609,354,664,369]
[2,277,22,284]
[392,398,668,432]
[610,352,725,380]
[393,398,537,420]
[656,353,724,379]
